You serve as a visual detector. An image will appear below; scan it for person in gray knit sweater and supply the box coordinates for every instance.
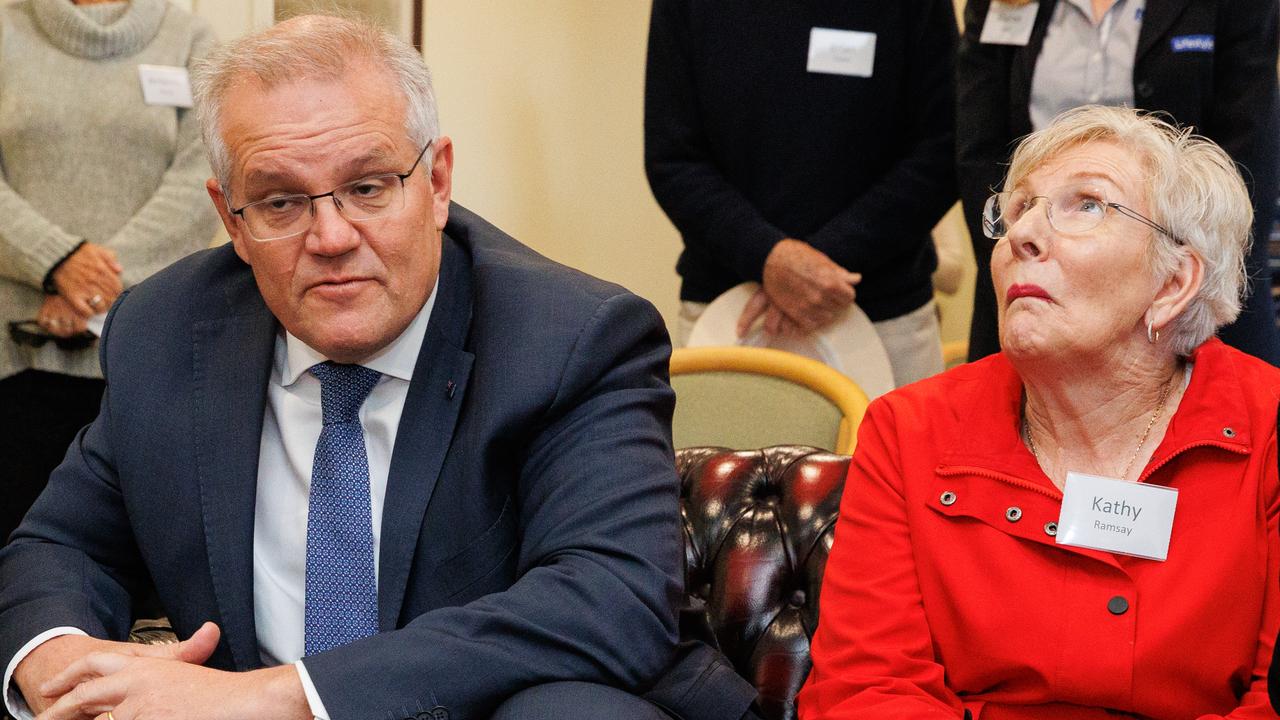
[0,0,218,543]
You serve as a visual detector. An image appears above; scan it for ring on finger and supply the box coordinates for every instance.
[89,294,103,308]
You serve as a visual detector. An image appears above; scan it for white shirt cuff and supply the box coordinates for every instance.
[294,660,330,720]
[4,627,89,720]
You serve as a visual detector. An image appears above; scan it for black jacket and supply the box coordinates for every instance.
[957,0,1280,360]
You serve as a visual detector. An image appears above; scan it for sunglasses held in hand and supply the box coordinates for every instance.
[8,320,96,351]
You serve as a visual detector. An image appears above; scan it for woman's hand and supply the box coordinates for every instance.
[52,243,123,317]
[38,295,89,337]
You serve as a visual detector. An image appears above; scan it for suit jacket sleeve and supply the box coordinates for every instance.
[796,399,964,719]
[643,0,787,283]
[301,291,683,720]
[0,293,150,668]
[804,0,958,275]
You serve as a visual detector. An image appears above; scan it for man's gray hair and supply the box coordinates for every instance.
[1003,105,1252,356]
[191,14,439,193]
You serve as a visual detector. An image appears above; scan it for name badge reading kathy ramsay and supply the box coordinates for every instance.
[1057,471,1178,561]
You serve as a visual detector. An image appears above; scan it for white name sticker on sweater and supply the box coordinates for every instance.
[979,1,1039,46]
[1056,471,1178,561]
[138,65,193,108]
[807,28,875,78]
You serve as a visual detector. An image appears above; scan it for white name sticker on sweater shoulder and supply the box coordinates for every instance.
[807,28,875,78]
[138,65,193,108]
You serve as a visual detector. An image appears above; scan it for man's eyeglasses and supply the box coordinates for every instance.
[982,183,1185,245]
[229,140,434,242]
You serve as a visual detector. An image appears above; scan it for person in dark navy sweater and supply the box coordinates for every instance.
[644,0,959,387]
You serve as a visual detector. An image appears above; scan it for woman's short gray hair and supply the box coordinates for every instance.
[190,13,439,192]
[1003,105,1252,356]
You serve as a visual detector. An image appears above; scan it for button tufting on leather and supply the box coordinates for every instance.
[675,446,851,717]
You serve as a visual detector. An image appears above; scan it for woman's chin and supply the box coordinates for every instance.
[1000,327,1055,360]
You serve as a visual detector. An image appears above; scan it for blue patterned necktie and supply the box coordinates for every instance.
[304,361,382,656]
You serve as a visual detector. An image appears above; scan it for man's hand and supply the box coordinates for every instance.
[14,625,218,716]
[51,243,123,318]
[753,239,861,334]
[37,296,88,338]
[736,288,803,339]
[31,623,310,720]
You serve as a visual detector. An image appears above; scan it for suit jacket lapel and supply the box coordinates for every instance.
[191,267,276,671]
[1011,0,1058,125]
[1136,0,1191,61]
[378,232,475,629]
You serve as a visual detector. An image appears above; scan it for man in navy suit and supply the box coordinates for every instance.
[0,14,755,720]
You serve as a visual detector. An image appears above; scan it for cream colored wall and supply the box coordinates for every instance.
[191,0,270,51]
[421,2,685,330]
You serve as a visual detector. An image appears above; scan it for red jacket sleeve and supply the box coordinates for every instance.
[1199,425,1280,719]
[797,399,964,719]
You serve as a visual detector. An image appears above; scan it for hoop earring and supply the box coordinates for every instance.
[1147,320,1160,344]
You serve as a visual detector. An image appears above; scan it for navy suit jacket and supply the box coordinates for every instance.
[0,205,730,720]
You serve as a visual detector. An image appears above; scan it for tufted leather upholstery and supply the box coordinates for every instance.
[676,446,850,720]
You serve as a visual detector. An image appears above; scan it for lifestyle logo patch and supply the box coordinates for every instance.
[1171,35,1215,52]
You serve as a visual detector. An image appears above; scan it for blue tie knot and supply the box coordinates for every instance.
[309,362,382,425]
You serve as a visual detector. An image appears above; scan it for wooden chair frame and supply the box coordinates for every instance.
[670,346,870,454]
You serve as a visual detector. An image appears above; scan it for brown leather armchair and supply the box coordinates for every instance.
[676,446,850,720]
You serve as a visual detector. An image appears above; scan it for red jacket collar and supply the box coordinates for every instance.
[937,338,1252,494]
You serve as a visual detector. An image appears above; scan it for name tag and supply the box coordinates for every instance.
[138,64,194,108]
[807,28,876,78]
[979,1,1039,46]
[1171,34,1215,53]
[1057,471,1178,561]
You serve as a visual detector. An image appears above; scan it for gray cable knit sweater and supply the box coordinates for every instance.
[0,0,219,380]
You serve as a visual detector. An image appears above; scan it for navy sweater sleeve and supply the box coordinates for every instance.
[643,0,787,285]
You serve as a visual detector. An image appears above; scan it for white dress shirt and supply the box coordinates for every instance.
[4,283,436,720]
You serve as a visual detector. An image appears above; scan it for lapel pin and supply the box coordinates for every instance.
[445,380,456,399]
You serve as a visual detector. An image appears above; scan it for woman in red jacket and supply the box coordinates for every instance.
[798,105,1280,719]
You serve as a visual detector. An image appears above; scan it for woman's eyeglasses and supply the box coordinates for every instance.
[982,183,1184,245]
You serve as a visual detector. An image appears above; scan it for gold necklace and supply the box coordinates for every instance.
[1023,371,1176,481]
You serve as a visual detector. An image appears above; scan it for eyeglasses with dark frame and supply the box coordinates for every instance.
[982,183,1185,246]
[228,140,434,242]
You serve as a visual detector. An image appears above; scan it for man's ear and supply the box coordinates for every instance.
[1147,248,1204,336]
[428,136,454,232]
[207,178,250,263]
